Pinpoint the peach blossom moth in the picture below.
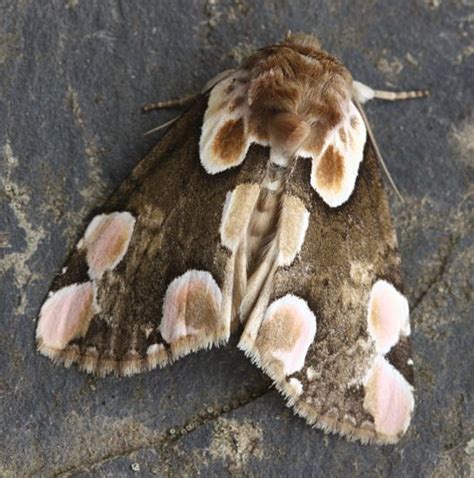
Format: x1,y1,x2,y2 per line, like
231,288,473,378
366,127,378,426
36,33,428,444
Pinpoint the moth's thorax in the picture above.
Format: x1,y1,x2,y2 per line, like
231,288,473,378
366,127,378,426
200,33,365,208
241,35,353,152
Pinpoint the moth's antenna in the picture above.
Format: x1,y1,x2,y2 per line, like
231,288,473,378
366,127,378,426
143,115,180,136
354,99,404,202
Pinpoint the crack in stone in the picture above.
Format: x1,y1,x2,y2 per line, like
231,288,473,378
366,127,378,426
411,234,462,312
65,85,107,206
51,385,271,477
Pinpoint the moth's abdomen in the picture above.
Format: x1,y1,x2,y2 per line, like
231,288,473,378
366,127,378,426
221,153,311,327
246,187,280,271
238,168,284,323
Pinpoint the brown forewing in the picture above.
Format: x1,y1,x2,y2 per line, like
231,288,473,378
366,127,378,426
42,96,267,376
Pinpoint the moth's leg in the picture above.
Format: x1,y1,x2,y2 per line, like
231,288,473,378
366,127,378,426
142,90,200,135
142,95,195,135
353,81,429,105
142,68,236,112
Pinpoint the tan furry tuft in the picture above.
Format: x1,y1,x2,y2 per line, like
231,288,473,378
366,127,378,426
269,112,310,154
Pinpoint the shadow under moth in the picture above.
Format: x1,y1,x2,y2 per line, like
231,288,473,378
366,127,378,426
36,33,429,444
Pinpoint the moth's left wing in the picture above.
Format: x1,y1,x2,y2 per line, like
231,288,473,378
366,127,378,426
36,96,267,376
239,137,414,445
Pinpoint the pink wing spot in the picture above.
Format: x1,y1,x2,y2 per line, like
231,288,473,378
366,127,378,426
364,356,414,440
36,282,95,350
367,280,410,354
260,295,316,376
160,270,222,344
83,212,136,279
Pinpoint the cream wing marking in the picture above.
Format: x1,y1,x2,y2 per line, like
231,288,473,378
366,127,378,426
363,356,414,442
300,101,367,208
82,211,136,280
200,73,252,174
160,270,223,349
367,280,410,354
37,282,96,353
278,196,310,267
239,294,316,381
220,184,261,252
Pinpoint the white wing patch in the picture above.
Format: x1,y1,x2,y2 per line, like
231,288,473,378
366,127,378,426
363,356,414,442
300,101,367,208
367,280,410,354
82,212,136,280
200,73,251,174
363,280,414,442
36,282,97,353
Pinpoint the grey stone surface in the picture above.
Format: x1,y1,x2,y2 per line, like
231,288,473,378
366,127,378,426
0,0,473,476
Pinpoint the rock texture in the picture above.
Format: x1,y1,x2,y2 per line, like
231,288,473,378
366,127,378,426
0,1,472,476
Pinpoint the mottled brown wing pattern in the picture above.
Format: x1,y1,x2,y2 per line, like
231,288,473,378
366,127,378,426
36,97,267,376
239,140,414,444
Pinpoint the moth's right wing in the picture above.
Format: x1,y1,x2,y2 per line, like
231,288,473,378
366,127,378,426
36,95,267,376
239,138,415,445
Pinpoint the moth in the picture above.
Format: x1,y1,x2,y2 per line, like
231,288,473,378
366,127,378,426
36,33,428,444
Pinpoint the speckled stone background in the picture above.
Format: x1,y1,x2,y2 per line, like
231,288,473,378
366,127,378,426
0,1,473,476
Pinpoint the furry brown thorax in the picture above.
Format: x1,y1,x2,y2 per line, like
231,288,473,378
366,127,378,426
242,33,353,157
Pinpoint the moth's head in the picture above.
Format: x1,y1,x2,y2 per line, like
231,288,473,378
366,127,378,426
284,32,322,51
